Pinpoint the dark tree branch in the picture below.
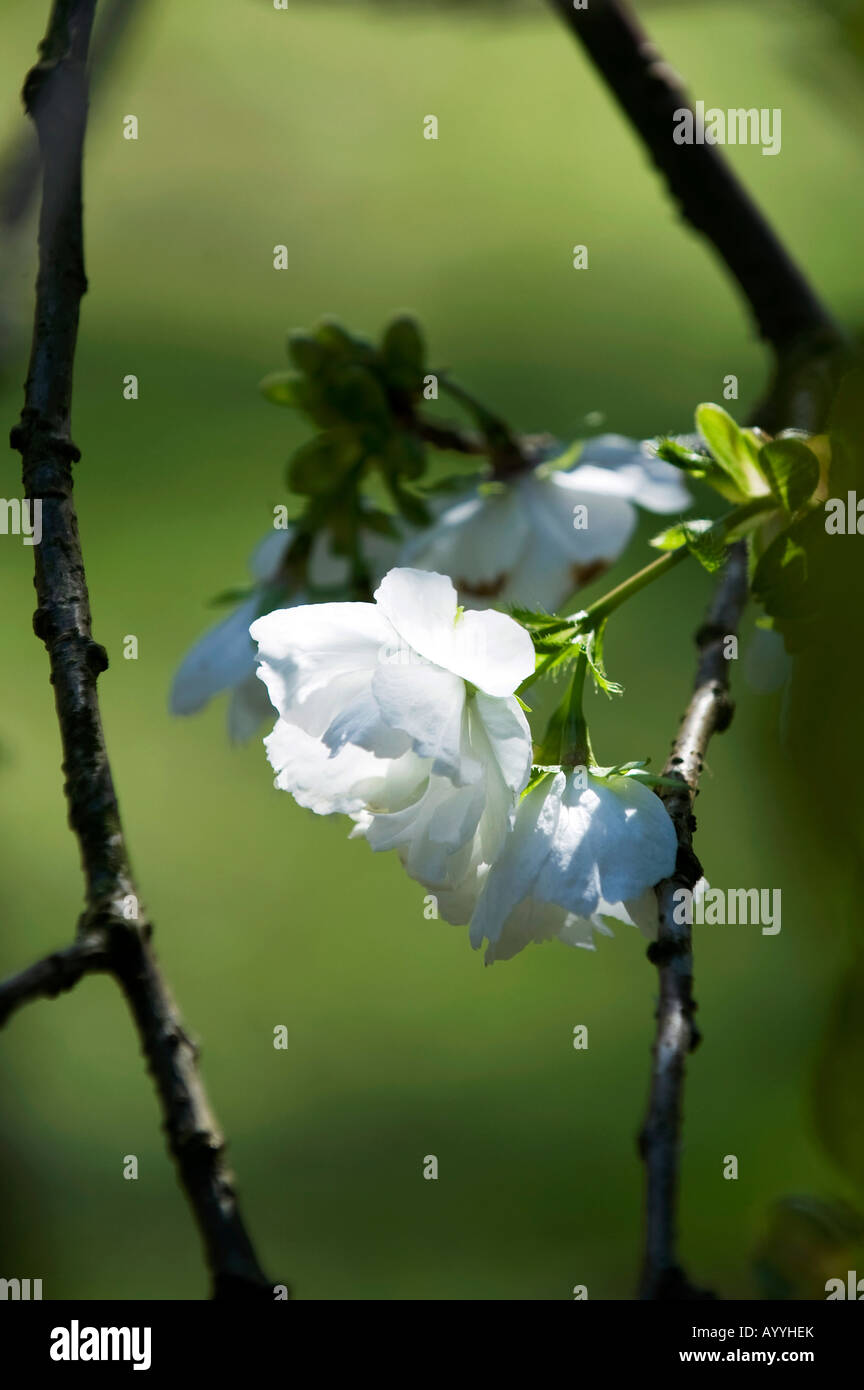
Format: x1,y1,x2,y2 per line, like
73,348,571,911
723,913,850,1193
5,0,273,1300
0,0,144,232
416,418,487,457
638,543,748,1301
0,935,109,1026
546,0,849,427
543,0,850,1299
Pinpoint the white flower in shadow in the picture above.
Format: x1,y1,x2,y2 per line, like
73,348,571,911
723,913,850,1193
401,435,691,609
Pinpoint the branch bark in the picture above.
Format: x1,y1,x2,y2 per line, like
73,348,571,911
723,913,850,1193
5,0,273,1300
0,936,109,1025
546,0,848,429
638,543,748,1300
544,0,849,1299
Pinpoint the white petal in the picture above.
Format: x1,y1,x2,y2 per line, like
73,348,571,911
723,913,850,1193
464,706,522,867
252,601,394,716
264,720,381,814
264,718,424,817
560,911,609,949
513,472,637,590
565,435,691,513
400,491,528,598
249,529,293,584
371,663,467,780
320,669,413,759
450,609,536,696
171,596,262,715
537,774,677,916
600,460,691,514
433,860,490,926
363,772,485,888
227,672,275,742
496,543,580,611
594,888,659,939
551,464,637,502
484,897,571,963
574,434,647,468
374,567,534,695
543,472,637,563
472,692,533,795
468,772,565,952
373,568,461,668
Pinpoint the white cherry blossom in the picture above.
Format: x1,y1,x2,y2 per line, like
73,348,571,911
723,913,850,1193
465,767,679,963
251,568,535,893
401,435,691,609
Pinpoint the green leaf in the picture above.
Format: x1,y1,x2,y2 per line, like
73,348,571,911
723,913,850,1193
381,316,425,391
685,522,729,573
330,364,392,435
259,371,308,408
696,403,763,499
751,526,809,618
287,333,327,376
381,432,426,483
759,437,820,514
509,607,574,634
650,517,728,572
653,437,709,472
315,320,375,364
650,518,714,550
288,435,356,496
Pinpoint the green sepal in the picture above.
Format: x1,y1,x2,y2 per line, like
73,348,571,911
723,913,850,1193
582,623,623,697
535,662,592,768
521,766,555,799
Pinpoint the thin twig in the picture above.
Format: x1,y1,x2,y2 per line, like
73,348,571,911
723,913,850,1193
0,935,109,1026
5,0,273,1300
416,418,486,456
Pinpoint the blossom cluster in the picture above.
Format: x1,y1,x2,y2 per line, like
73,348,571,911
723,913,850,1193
172,435,687,736
252,566,677,962
170,437,687,960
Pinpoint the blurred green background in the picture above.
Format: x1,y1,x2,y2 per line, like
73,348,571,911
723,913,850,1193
2,0,864,1300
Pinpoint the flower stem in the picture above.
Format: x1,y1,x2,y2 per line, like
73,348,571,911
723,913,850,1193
569,495,774,630
535,652,593,767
